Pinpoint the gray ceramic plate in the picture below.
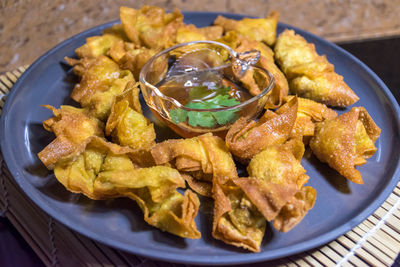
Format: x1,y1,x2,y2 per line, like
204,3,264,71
1,12,400,265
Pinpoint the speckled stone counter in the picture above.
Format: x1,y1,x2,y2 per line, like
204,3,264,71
1,0,400,72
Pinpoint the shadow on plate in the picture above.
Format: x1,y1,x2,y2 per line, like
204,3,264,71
61,66,80,107
35,178,153,232
24,122,54,178
152,228,188,249
307,152,351,194
28,123,54,154
261,223,274,247
36,177,75,203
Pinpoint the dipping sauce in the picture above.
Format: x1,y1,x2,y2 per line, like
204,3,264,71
140,42,271,138
154,67,253,137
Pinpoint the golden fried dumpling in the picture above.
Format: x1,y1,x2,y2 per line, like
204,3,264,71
275,30,333,77
53,136,201,239
152,134,266,251
283,96,337,139
72,24,129,59
310,107,381,184
107,40,158,80
152,134,216,197
117,46,158,80
151,136,212,175
273,186,316,232
120,5,183,49
96,162,201,239
290,73,359,107
247,139,307,190
235,36,289,108
275,30,359,107
102,24,130,40
106,87,155,166
201,135,265,252
54,136,134,199
226,96,298,162
235,139,316,232
212,183,266,252
214,11,279,46
151,135,214,197
216,32,288,109
176,24,223,43
75,34,120,59
215,31,241,49
70,55,135,120
38,105,104,169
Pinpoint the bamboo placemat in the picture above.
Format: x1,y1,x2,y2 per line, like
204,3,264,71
1,67,400,267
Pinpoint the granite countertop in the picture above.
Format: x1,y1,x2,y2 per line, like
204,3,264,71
1,0,400,72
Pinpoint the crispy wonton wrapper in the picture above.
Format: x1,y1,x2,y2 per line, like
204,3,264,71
151,136,213,197
218,32,288,109
69,55,135,121
74,24,129,59
53,136,201,239
152,137,211,173
120,6,183,49
109,42,158,80
237,37,288,109
226,96,298,162
152,135,217,196
235,139,316,232
105,86,155,167
310,107,381,184
176,24,223,43
273,186,316,232
201,136,266,252
214,11,279,46
275,30,359,107
38,105,104,170
283,96,337,139
152,134,266,251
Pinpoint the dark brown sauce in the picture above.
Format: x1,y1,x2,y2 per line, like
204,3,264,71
151,51,255,138
157,70,252,106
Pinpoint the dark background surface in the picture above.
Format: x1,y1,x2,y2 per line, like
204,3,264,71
0,37,399,266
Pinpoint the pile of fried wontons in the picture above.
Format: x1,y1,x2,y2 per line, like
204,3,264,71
38,5,381,252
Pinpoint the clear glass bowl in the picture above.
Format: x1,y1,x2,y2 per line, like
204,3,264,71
139,40,275,138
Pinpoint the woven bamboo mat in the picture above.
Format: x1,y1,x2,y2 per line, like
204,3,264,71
1,67,400,267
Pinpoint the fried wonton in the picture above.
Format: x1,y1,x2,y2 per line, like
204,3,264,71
234,35,289,108
151,135,214,197
310,107,381,184
152,134,266,251
116,46,158,80
106,87,156,166
214,12,279,46
226,96,298,162
38,105,104,169
283,96,337,139
273,186,316,232
69,55,135,120
274,30,359,107
201,135,266,252
102,24,130,40
75,34,127,59
235,139,316,232
107,40,158,80
176,24,223,43
53,136,201,239
151,137,212,176
120,5,183,49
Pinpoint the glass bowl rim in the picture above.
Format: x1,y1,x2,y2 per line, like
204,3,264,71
139,40,275,112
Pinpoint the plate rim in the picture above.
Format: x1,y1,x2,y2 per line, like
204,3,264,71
1,11,400,265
